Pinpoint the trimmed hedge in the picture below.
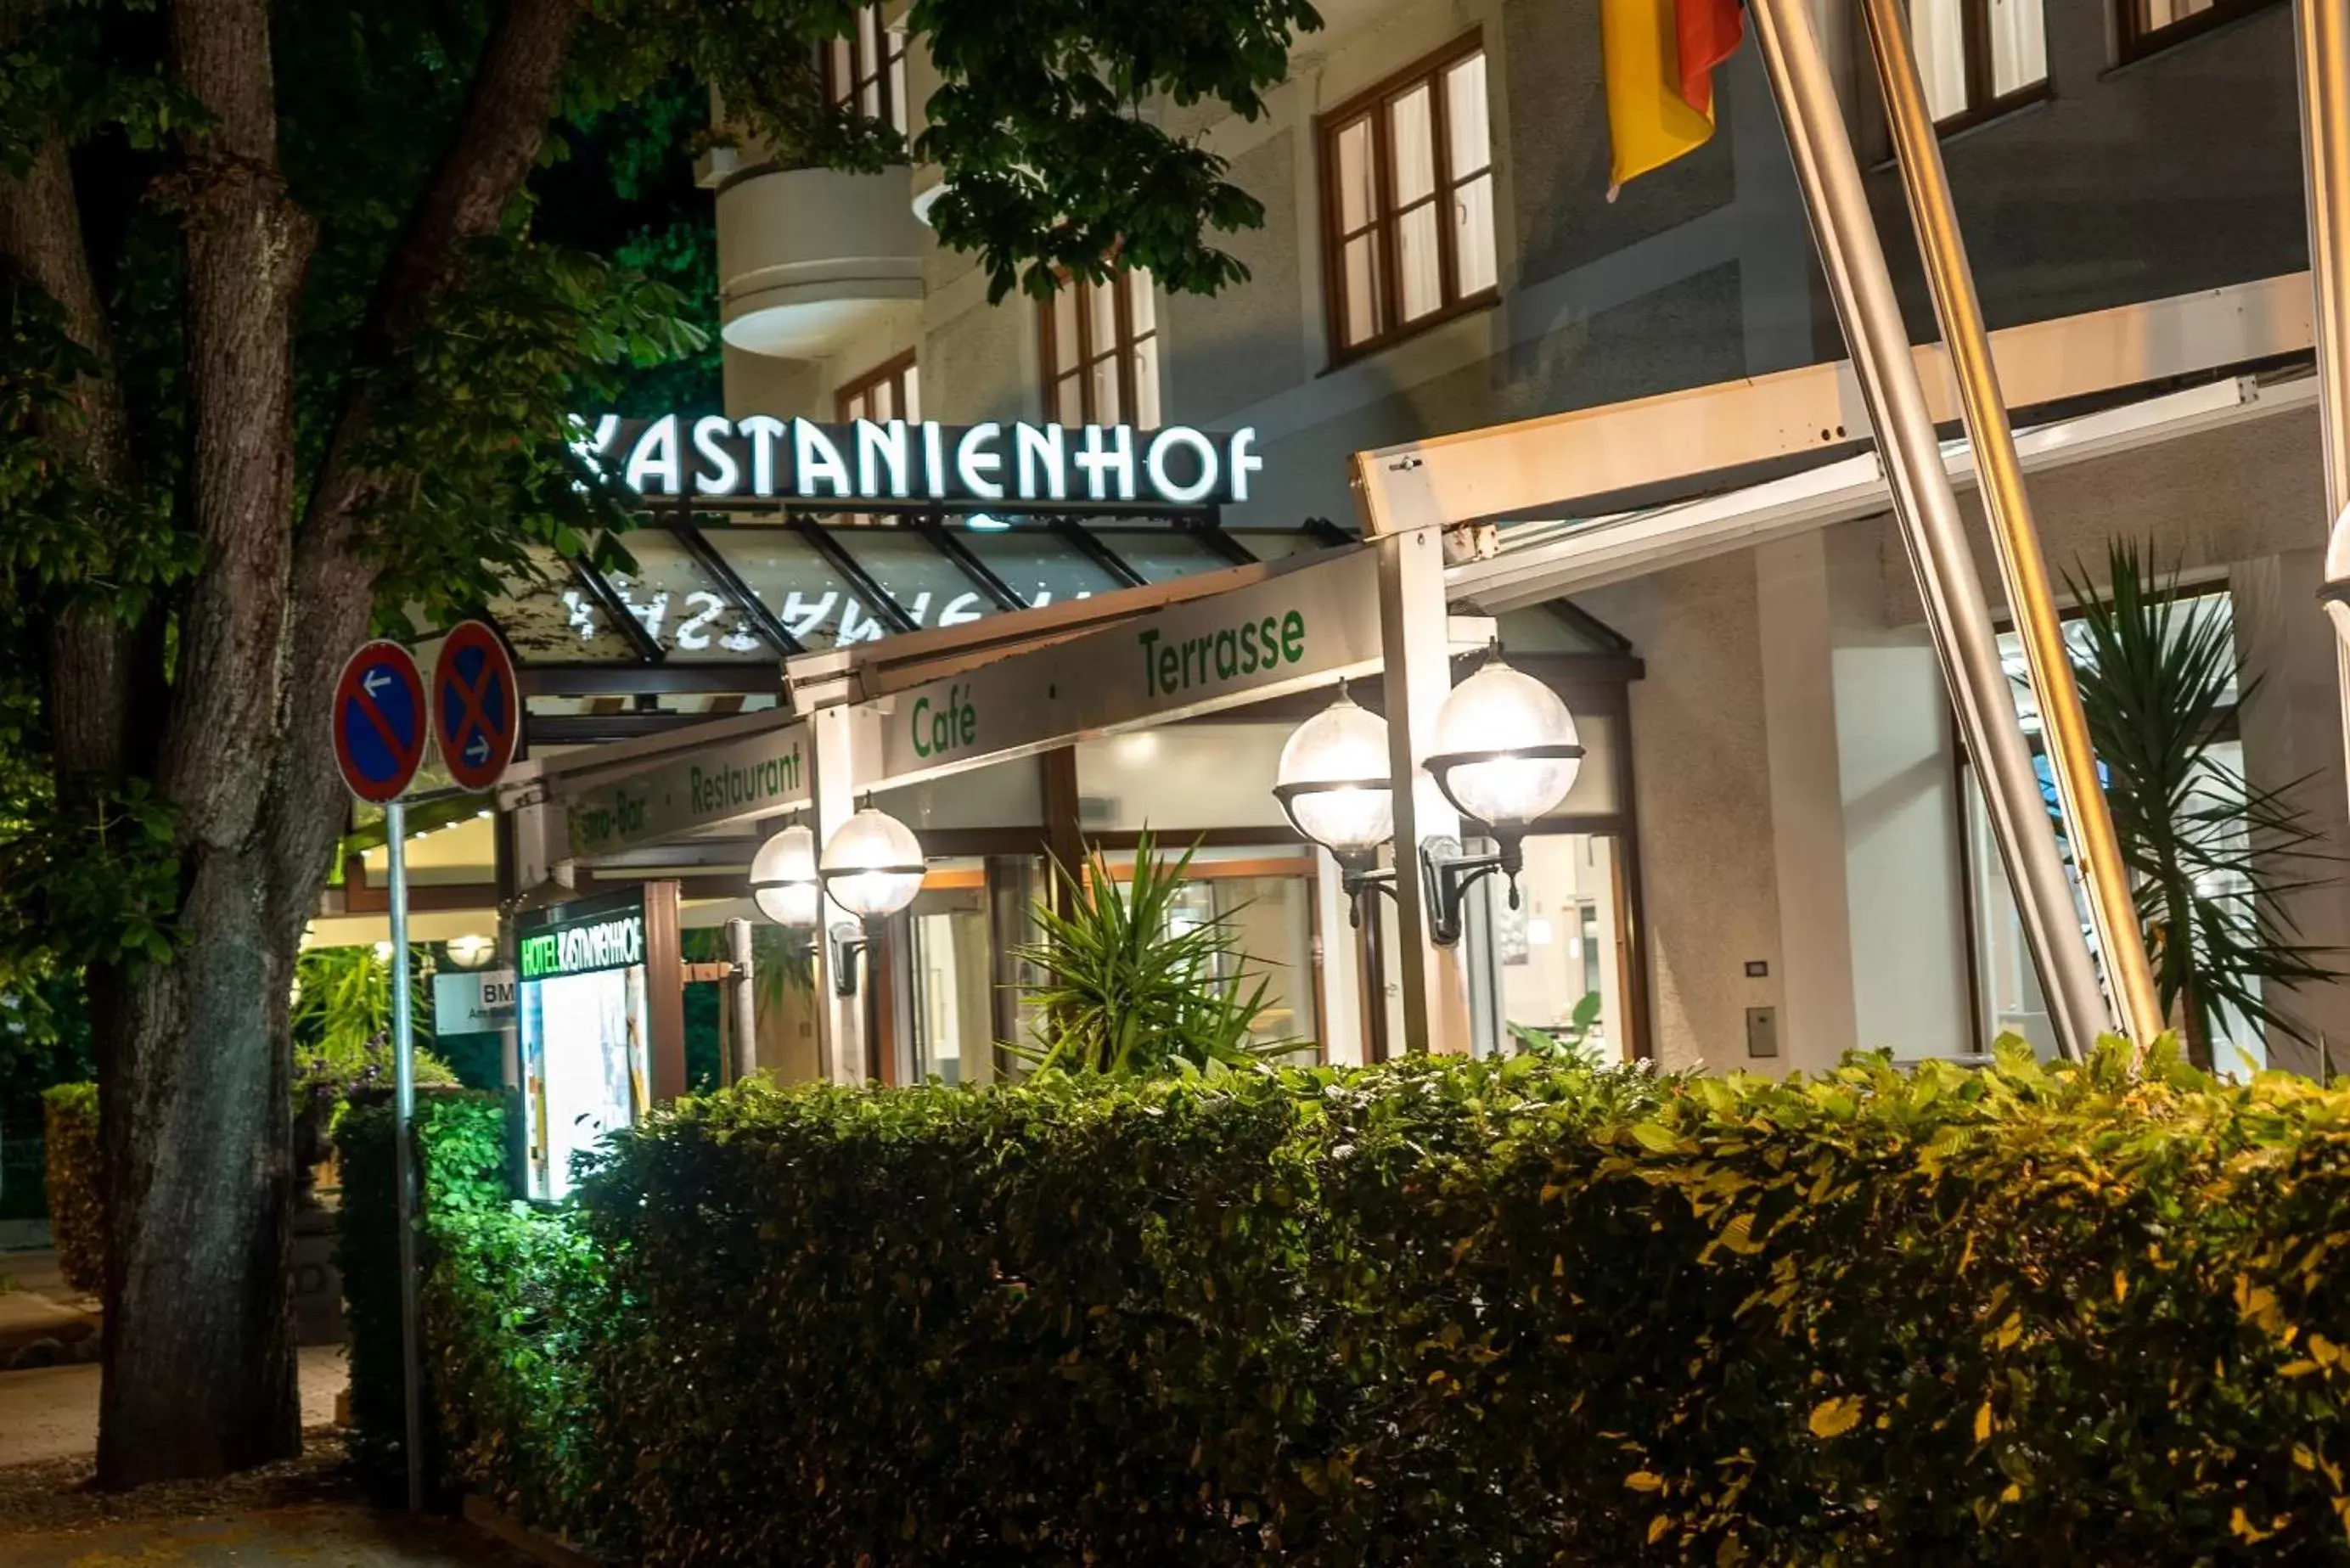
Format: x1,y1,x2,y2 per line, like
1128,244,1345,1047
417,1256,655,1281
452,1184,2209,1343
39,1082,100,1294
335,1088,509,1498
415,1045,2350,1564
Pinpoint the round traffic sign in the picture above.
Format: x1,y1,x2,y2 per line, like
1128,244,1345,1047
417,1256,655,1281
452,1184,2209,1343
333,640,430,804
432,620,520,793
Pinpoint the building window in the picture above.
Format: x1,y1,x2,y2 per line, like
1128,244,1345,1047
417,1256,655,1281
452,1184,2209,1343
1041,267,1161,428
1908,0,2048,131
2117,0,2278,61
837,351,919,424
1960,586,2256,1063
825,4,909,138
1318,35,1498,362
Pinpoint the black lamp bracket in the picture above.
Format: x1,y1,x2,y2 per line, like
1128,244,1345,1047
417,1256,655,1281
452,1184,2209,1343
1419,833,1526,947
1335,852,1400,929
827,919,870,998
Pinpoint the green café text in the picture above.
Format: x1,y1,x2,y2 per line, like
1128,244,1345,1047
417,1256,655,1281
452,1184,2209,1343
910,685,978,759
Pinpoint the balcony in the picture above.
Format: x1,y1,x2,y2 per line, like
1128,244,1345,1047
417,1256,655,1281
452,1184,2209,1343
715,162,925,361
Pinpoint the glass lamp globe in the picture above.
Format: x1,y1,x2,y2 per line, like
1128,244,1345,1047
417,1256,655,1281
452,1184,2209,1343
748,823,821,929
819,806,927,920
1429,657,1583,828
1274,690,1394,857
444,933,497,969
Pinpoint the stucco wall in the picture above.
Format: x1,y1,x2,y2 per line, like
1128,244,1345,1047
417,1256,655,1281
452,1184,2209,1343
1166,130,1312,426
922,286,1037,429
1825,516,1975,1060
1500,0,1737,285
1881,410,2328,627
1235,262,1750,527
1861,1,2307,333
1585,554,1783,1072
2231,548,2350,1077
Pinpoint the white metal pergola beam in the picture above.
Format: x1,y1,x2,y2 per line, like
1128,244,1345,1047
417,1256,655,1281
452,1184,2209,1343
1445,372,2313,612
1353,273,2314,537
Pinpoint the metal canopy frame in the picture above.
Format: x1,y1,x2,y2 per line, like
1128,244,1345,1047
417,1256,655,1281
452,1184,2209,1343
1352,272,2315,539
500,497,1317,690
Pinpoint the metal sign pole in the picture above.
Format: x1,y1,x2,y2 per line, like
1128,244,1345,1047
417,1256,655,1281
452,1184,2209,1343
2295,0,2350,834
1745,0,2108,1059
386,799,425,1511
1857,0,2159,1048
725,916,757,1082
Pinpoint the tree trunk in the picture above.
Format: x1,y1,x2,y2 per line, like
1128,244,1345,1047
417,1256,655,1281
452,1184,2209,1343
2159,874,2215,1072
11,0,582,1487
96,848,301,1484
88,0,316,1489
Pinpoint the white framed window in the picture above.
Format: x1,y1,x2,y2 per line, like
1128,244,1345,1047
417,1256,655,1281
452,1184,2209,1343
1318,34,1498,362
1041,267,1161,429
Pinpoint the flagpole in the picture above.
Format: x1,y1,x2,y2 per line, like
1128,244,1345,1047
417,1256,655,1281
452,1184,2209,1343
2294,0,2350,857
1855,0,2159,1048
1742,0,2109,1059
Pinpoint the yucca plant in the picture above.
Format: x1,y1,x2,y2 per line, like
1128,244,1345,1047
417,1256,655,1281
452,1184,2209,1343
2066,541,2341,1071
1013,832,1299,1076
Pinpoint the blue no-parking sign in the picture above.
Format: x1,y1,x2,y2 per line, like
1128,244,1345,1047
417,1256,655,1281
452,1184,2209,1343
332,639,429,804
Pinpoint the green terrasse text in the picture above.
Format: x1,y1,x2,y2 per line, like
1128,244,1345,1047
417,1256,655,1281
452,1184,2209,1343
1140,610,1306,698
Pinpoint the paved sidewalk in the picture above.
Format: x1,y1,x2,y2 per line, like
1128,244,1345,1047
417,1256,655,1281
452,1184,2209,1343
2,1501,535,1566
0,1344,349,1467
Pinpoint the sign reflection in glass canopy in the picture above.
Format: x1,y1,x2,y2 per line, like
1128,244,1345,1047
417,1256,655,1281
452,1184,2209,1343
475,418,1355,747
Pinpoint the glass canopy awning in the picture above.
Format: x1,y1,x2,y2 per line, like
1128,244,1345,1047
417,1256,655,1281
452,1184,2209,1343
480,507,1358,745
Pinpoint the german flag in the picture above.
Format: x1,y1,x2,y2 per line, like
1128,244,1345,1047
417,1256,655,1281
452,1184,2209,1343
1604,0,1745,197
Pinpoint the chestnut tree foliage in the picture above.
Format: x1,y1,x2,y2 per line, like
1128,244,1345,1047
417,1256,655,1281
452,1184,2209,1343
0,0,1316,1486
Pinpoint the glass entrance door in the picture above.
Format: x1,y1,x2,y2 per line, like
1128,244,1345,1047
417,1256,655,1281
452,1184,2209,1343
1493,831,1633,1061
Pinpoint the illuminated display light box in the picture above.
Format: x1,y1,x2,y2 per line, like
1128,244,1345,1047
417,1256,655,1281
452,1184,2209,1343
515,887,656,1200
575,413,1262,509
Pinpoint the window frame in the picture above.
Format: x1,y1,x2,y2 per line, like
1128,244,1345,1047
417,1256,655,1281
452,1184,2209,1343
824,4,909,138
1038,267,1161,428
1909,0,2051,135
1315,31,1499,368
2116,0,2280,65
836,351,919,425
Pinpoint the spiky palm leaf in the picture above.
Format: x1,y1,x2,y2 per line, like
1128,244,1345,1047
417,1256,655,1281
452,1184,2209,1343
1012,830,1298,1076
2066,542,2341,1071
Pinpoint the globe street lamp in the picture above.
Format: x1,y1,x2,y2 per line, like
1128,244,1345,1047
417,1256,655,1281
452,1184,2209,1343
1418,650,1583,944
1272,684,1396,925
1272,653,1582,950
748,822,821,930
443,933,497,969
818,803,926,996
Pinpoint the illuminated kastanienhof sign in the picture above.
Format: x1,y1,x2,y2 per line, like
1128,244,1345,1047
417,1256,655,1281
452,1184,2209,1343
516,891,649,981
574,414,1262,509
